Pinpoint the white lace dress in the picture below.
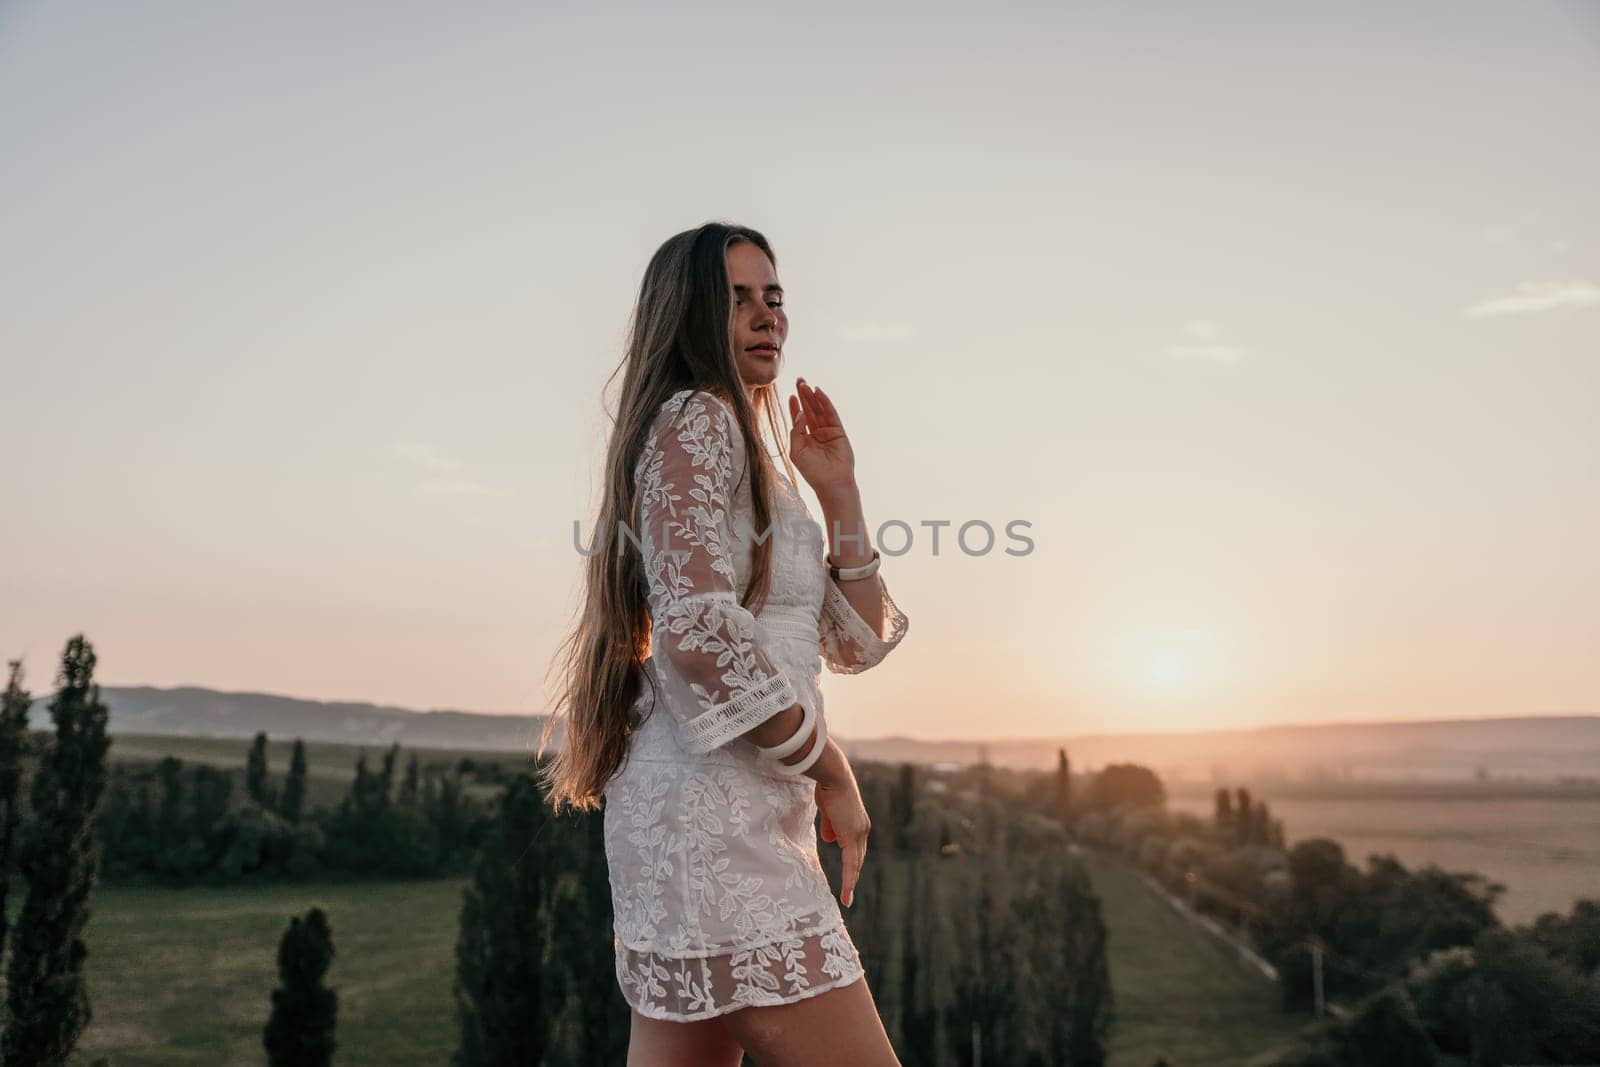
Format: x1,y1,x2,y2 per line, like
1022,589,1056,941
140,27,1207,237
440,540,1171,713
601,387,910,1022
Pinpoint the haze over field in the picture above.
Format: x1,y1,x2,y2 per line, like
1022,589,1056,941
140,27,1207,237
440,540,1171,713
63,685,1600,785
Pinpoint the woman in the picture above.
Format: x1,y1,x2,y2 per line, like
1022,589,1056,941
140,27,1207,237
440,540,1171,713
538,222,910,1066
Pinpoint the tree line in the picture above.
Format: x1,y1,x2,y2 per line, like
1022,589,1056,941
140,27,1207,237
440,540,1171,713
88,734,493,882
1065,756,1600,1065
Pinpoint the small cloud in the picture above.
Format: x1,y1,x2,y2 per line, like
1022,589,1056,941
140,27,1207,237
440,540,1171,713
1168,319,1245,364
1463,280,1600,318
413,479,515,498
1168,343,1245,365
393,443,509,498
393,442,461,472
839,322,914,342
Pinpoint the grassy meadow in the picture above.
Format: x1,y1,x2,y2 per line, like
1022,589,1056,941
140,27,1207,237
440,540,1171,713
1079,848,1309,1067
43,878,471,1066
56,854,1320,1065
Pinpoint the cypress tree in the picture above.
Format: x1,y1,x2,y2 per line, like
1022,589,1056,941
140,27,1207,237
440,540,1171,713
190,765,233,858
964,744,1014,1059
399,752,420,808
279,739,308,825
890,762,917,850
378,742,400,814
571,804,630,1061
1006,846,1072,1063
0,660,33,964
154,756,185,864
539,810,628,1067
263,906,338,1066
2,634,112,1066
1214,786,1234,837
1250,800,1272,845
848,775,896,1003
346,754,377,820
453,774,551,1065
433,770,465,865
1063,857,1114,1066
898,805,959,1066
1055,747,1073,823
899,840,925,1060
246,731,275,808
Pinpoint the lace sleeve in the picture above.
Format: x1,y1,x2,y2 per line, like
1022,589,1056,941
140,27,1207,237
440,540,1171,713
636,390,800,753
819,569,910,675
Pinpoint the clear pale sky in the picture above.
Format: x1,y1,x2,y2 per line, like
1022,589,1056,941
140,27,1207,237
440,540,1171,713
3,3,1597,741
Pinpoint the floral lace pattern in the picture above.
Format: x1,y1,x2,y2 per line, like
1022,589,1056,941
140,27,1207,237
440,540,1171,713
635,389,803,753
602,387,908,1022
615,928,864,1021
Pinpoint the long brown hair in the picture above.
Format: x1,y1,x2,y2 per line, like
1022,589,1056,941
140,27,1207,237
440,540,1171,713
535,222,796,813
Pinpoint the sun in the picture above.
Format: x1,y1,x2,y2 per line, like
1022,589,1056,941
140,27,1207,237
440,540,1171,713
1117,627,1222,698
1145,651,1191,690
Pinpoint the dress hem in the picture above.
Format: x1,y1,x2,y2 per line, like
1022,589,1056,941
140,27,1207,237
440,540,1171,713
615,912,847,960
621,964,866,1024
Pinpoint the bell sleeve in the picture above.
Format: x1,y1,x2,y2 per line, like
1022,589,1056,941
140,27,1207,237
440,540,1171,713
819,566,910,675
636,390,802,754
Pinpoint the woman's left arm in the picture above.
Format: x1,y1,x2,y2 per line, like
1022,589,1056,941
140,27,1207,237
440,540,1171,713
790,378,909,674
817,481,909,675
820,482,884,635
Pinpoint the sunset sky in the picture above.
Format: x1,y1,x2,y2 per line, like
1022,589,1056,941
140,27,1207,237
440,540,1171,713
3,3,1597,741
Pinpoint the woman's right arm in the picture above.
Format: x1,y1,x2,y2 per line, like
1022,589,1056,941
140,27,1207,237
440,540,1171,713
742,704,837,781
637,390,818,758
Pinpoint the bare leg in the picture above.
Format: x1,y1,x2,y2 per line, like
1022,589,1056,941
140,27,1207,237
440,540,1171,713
719,974,900,1067
626,1006,747,1067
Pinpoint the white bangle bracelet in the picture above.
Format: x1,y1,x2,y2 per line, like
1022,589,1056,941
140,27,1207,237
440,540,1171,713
770,712,827,777
754,701,816,761
828,548,881,582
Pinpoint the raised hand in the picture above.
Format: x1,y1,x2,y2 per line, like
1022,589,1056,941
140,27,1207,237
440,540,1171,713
787,378,857,497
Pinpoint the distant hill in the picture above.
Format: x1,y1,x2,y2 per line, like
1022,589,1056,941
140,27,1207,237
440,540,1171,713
31,685,1600,785
29,685,551,753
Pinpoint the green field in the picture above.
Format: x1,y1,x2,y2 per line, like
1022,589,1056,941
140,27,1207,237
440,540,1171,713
57,878,470,1066
1081,847,1310,1067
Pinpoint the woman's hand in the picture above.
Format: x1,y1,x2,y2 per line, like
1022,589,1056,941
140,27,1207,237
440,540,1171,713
812,739,870,908
788,378,857,498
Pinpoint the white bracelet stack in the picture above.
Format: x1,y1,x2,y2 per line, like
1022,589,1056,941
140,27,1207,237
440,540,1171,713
754,701,828,776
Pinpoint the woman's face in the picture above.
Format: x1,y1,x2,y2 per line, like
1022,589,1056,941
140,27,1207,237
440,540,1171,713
726,241,787,391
